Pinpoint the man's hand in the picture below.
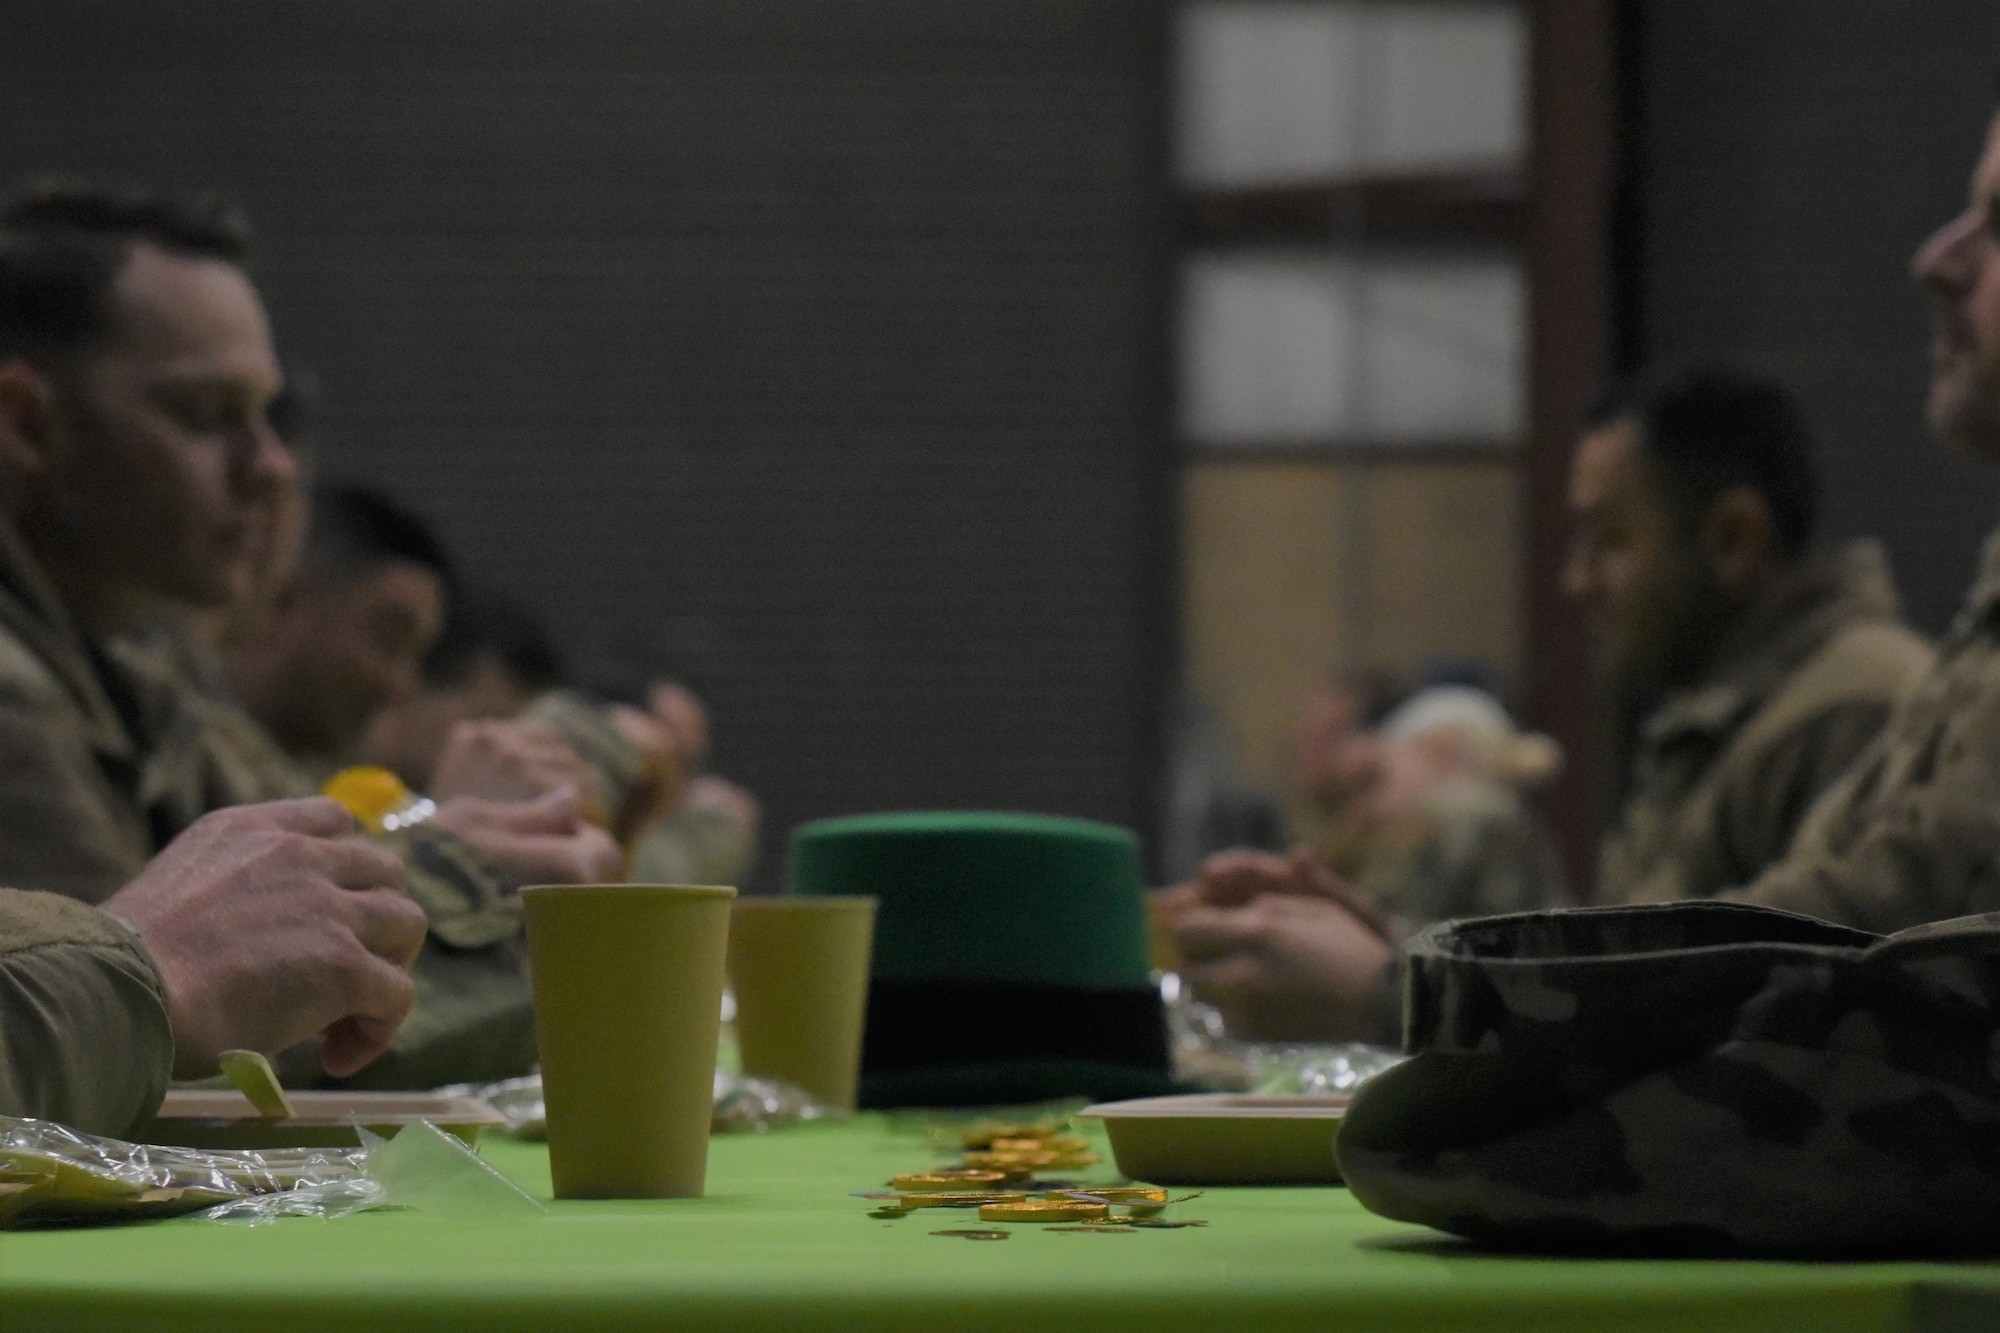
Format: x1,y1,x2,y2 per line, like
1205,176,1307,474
646,681,710,774
1169,892,1394,1043
1156,847,1394,939
431,719,597,806
603,705,692,842
1290,684,1385,819
430,787,622,886
102,799,427,1081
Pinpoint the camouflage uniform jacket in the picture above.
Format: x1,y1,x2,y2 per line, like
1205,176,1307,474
1599,540,1933,906
0,888,171,1139
0,527,534,1092
1737,526,2000,932
1339,902,2000,1256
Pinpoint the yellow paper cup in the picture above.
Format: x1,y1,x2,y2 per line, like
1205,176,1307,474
727,896,876,1110
523,883,735,1198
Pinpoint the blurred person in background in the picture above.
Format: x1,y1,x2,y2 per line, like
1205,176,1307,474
1161,367,1933,1042
1282,668,1405,879
1575,369,1932,905
1271,663,1564,926
1155,680,1565,1042
364,584,761,888
1156,681,1284,886
610,676,761,889
1323,684,1564,927
221,483,450,777
361,581,565,793
0,179,616,1090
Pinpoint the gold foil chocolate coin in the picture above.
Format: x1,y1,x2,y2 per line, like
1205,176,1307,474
978,1201,1110,1223
892,1171,1007,1192
1045,1225,1132,1233
1044,1187,1167,1205
898,1191,1028,1209
964,1149,1057,1164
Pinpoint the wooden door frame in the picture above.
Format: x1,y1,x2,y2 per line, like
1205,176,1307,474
1524,0,1616,894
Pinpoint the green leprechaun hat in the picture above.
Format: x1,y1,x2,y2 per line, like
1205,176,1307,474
786,811,1175,1108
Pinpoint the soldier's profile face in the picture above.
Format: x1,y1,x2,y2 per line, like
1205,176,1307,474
37,242,292,610
263,561,447,756
1914,112,2000,459
1562,417,1694,691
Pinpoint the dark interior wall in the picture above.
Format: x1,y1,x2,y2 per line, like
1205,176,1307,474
0,2,1173,884
1632,1,2000,634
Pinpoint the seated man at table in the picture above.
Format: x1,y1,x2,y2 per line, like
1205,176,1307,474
0,180,617,1087
0,797,426,1137
1167,367,1935,1040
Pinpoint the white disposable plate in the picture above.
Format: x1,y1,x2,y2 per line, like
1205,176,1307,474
1081,1093,1348,1186
147,1090,505,1150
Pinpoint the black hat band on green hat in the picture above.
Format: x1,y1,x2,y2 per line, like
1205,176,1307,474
857,979,1171,1108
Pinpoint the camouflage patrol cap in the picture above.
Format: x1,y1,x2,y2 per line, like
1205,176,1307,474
1335,902,2000,1256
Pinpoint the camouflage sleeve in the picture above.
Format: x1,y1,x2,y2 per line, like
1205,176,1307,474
0,684,152,905
1710,700,1893,892
277,826,536,1090
0,889,173,1137
1732,682,2000,933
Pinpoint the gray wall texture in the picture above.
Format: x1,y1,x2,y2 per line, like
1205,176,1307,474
0,2,1174,885
1634,1,2000,635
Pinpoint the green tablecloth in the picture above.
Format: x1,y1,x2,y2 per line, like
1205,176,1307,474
4,1116,2000,1332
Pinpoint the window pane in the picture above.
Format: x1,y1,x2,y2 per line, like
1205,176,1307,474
1181,252,1523,444
1360,257,1523,439
1182,253,1357,441
1177,1,1526,187
1370,5,1526,170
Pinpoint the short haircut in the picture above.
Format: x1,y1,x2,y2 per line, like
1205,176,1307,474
1586,366,1821,558
0,178,253,363
301,484,455,591
421,583,566,693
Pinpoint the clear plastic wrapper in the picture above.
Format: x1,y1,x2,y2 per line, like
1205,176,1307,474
1160,970,1406,1094
1249,1043,1408,1095
440,1074,549,1140
199,1121,544,1227
1161,970,1255,1089
711,1069,829,1134
438,1067,828,1140
198,1176,387,1225
0,1111,548,1229
0,1115,368,1228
